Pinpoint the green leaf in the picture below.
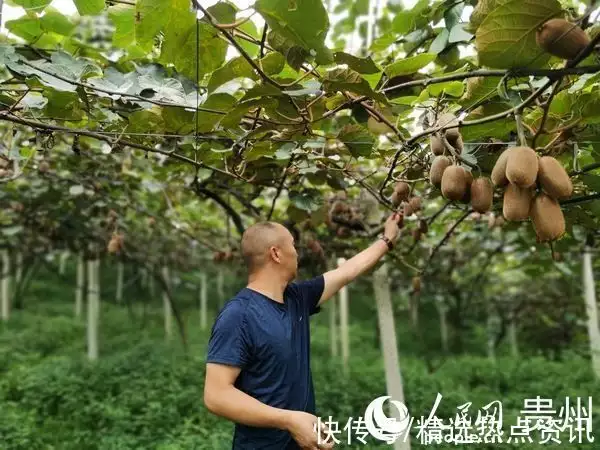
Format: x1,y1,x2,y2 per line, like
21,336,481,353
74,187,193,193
261,52,285,75
43,90,85,120
581,175,600,192
338,124,374,158
461,103,516,141
197,93,237,133
162,107,195,134
322,68,386,102
459,76,505,109
108,5,152,52
5,18,43,42
448,24,473,43
220,98,277,129
475,0,563,69
207,57,257,93
289,189,321,212
135,0,170,47
384,53,436,78
40,8,76,36
429,29,449,54
333,52,380,74
428,81,465,97
255,0,333,65
370,33,396,53
9,0,50,12
74,0,105,15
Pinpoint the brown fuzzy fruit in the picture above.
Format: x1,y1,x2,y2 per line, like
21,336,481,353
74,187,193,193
391,191,403,207
430,134,445,155
451,134,464,154
412,228,421,242
441,165,467,201
503,184,534,221
38,161,50,173
530,193,566,242
430,155,451,187
409,196,422,212
437,112,460,142
394,181,410,201
537,156,573,200
491,148,512,187
536,18,591,60
505,146,539,188
487,213,496,229
470,177,493,213
403,201,414,217
107,234,122,253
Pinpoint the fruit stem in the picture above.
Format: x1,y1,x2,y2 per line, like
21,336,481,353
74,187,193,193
514,112,528,147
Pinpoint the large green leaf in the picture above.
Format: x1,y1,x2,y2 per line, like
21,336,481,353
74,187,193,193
207,57,257,93
197,93,237,133
475,0,563,69
459,76,504,109
5,18,43,42
384,53,436,78
9,0,51,12
322,68,386,102
40,8,76,36
108,5,152,53
333,52,380,74
74,0,105,15
255,0,333,65
337,124,374,158
469,0,512,31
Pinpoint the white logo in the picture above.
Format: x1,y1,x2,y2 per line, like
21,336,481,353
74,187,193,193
364,395,411,443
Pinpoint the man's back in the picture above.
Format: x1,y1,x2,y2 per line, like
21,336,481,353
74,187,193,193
206,276,324,449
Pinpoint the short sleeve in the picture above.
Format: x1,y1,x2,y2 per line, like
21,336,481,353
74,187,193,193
294,275,325,316
206,300,253,368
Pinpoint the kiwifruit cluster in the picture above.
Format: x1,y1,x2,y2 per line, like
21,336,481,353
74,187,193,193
325,192,364,237
536,18,591,60
492,146,573,242
107,232,124,254
213,250,234,262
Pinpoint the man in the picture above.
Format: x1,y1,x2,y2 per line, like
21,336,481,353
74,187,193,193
204,212,402,449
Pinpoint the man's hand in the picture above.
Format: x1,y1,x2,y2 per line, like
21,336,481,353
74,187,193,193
383,212,403,244
284,411,335,450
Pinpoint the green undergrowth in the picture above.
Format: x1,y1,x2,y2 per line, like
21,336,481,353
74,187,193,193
0,267,598,449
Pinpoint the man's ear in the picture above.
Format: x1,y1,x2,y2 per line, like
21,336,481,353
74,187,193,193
270,246,281,263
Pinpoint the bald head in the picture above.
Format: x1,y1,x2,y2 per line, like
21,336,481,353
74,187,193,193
241,221,292,273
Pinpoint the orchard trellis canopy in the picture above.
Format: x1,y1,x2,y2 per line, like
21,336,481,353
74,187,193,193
0,0,599,274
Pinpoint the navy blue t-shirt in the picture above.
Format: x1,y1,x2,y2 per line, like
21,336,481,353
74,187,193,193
206,275,325,449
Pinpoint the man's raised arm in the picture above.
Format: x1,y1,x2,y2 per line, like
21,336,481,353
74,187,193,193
318,212,402,306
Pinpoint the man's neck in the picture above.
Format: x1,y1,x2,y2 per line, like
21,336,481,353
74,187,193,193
246,272,289,303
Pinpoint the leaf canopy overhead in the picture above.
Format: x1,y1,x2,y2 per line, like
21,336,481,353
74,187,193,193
0,0,598,274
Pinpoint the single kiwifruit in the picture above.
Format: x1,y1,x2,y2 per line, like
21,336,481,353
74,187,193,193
430,155,451,187
441,165,467,201
503,183,534,221
391,191,403,207
108,235,121,253
453,134,464,154
403,201,414,217
537,156,573,200
491,148,512,187
471,212,481,221
394,181,410,200
38,161,50,173
437,112,460,142
431,134,445,155
470,177,493,213
505,146,539,188
412,228,421,242
530,193,565,242
536,18,591,60
409,196,422,212
461,168,474,203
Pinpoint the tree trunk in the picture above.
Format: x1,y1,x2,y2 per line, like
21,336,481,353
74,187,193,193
337,257,350,372
508,311,519,358
373,262,411,450
87,259,99,361
217,270,224,309
583,247,600,379
59,251,69,275
437,303,449,353
200,272,207,330
116,262,124,303
409,293,419,329
1,249,10,321
75,252,84,318
162,266,172,339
